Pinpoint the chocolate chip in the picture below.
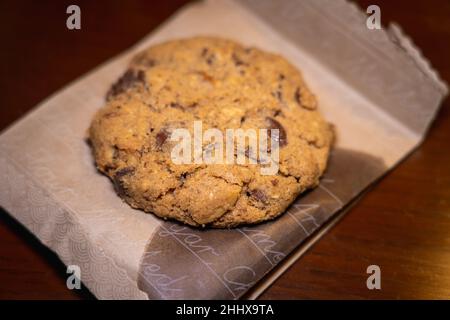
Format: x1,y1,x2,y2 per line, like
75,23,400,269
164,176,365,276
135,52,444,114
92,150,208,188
273,109,282,117
113,180,127,197
266,117,287,147
115,167,134,179
294,87,316,110
169,102,184,110
279,73,285,80
113,167,135,196
171,101,197,110
271,179,279,186
155,128,170,149
248,189,268,203
244,147,267,165
180,172,188,183
294,87,301,105
106,69,146,100
201,48,214,65
232,53,246,67
274,89,283,102
103,164,115,173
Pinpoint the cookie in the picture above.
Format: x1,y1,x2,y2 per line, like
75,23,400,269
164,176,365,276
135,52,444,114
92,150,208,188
88,36,333,228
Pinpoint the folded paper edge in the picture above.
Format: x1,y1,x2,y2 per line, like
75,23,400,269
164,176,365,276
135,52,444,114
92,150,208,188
341,0,448,96
388,23,448,96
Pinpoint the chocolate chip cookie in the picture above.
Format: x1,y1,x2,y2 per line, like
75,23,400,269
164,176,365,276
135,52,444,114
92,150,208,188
88,36,333,228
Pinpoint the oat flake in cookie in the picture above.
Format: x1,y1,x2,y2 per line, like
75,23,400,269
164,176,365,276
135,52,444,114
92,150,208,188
88,37,334,228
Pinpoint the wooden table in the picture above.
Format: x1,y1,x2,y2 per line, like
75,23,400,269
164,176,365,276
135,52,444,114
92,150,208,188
0,0,449,299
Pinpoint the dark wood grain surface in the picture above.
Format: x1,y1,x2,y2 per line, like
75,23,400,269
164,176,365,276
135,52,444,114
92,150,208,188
0,0,449,300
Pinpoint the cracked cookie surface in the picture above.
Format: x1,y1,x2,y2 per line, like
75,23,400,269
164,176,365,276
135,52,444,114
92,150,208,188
88,36,334,228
